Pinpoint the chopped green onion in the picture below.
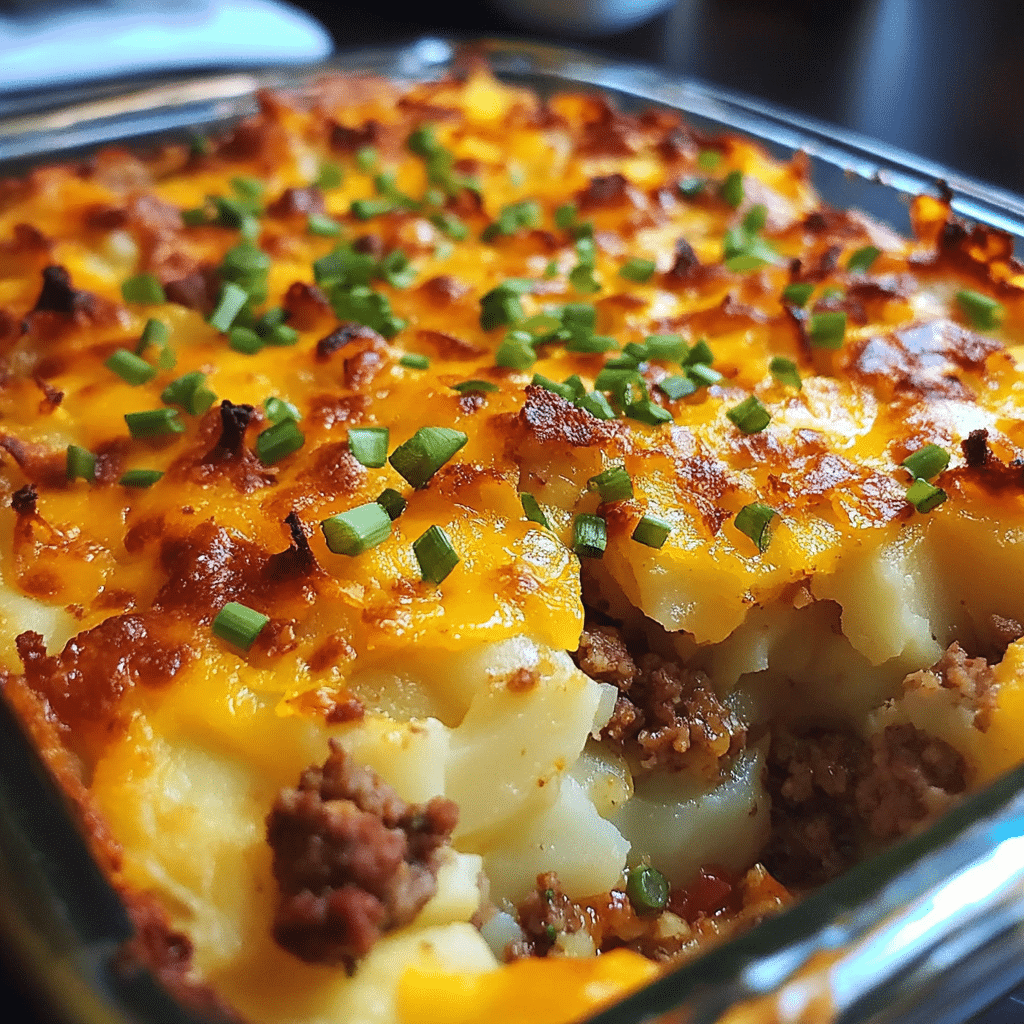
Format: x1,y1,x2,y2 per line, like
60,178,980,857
351,197,396,220
554,203,578,230
379,249,416,289
678,177,706,198
495,330,537,370
727,395,771,433
734,502,778,553
399,352,430,370
480,279,531,331
619,257,656,283
355,146,377,172
572,513,607,559
231,176,264,203
956,289,1004,330
631,514,671,549
687,364,724,388
625,865,669,914
321,502,392,556
644,334,688,363
254,308,288,335
212,601,269,651
742,204,768,233
307,213,342,237
66,445,96,483
577,391,616,420
720,169,744,208
376,487,407,520
588,465,634,502
105,348,157,386
316,161,343,189
519,492,550,529
413,525,460,584
256,418,305,465
782,282,814,307
565,333,617,354
697,150,721,170
264,396,301,424
121,273,165,305
264,324,299,347
906,478,948,513
389,426,468,489
125,407,185,439
208,282,250,333
331,285,406,339
569,265,601,295
430,212,468,241
684,340,714,366
807,311,847,349
118,468,164,488
902,443,950,481
769,356,802,390
625,398,673,426
543,259,559,279
657,374,697,400
348,426,389,468
452,379,499,394
483,199,541,241
229,326,263,354
161,371,216,415
136,318,169,355
847,245,881,273
531,374,576,402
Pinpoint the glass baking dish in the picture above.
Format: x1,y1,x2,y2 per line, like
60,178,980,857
2,34,1024,1024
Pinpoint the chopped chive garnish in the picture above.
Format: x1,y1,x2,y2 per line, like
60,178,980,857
625,865,669,914
619,256,656,283
316,161,343,189
734,502,778,553
254,307,288,334
399,352,430,370
677,176,706,198
906,478,948,513
264,396,301,424
519,492,550,528
208,282,250,333
782,282,814,306
572,513,607,559
376,488,407,520
847,245,881,273
955,289,1004,330
588,465,634,502
543,259,559,279
684,340,714,366
125,407,185,439
66,445,96,483
413,524,460,584
657,374,697,400
255,418,304,465
902,443,950,481
482,199,541,240
264,324,299,347
389,426,468,489
118,468,164,488
727,395,771,433
480,279,531,331
720,169,744,208
136,318,169,355
565,333,618,354
161,371,216,415
451,379,499,394
495,330,537,370
687,363,724,387
555,203,578,230
723,228,778,270
631,514,671,549
379,249,416,289
355,145,378,172
231,176,264,203
307,213,342,237
807,310,847,349
121,273,165,305
644,334,688,362
742,204,768,233
430,211,468,240
229,326,263,354
348,427,389,468
569,264,601,294
769,356,802,390
212,601,269,651
321,502,392,556
351,197,396,220
577,391,616,420
697,150,722,170
105,348,157,386
331,285,406,339
626,398,673,426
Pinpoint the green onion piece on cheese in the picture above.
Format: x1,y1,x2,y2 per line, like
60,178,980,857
727,396,771,433
519,492,550,528
657,375,698,400
572,513,607,559
742,204,768,233
955,289,1004,330
697,150,721,170
376,488,407,521
348,427,389,468
847,245,881,273
399,352,430,370
413,525,460,584
389,426,468,489
769,356,802,390
231,176,264,203
105,348,157,386
256,418,304,465
807,311,847,349
588,465,634,502
125,407,185,439
264,396,301,424
687,363,724,388
431,212,468,241
212,601,269,651
626,398,673,426
121,273,166,305
734,502,778,553
307,214,342,237
530,375,576,402
136,318,169,355
160,371,216,415
782,282,814,307
625,865,669,914
631,514,672,549
355,146,378,172
316,161,343,189
480,279,532,331
351,197,396,220
644,334,688,363
118,468,164,488
208,282,250,333
321,502,393,556
902,443,950,481
906,478,948,513
66,445,96,483
720,169,744,208
495,330,537,370
577,391,616,420
451,380,499,394
619,257,656,283
229,326,263,354
683,340,714,366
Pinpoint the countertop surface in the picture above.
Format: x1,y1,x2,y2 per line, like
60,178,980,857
2,1,1024,1021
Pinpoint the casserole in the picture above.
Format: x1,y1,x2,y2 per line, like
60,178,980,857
1,35,1024,1024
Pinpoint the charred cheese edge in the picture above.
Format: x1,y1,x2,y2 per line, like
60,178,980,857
1,68,1024,1024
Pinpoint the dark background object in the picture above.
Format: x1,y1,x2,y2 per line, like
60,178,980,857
3,1,1024,1021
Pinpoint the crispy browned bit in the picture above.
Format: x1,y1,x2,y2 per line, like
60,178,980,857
315,322,382,362
576,173,629,212
329,119,384,153
265,511,319,581
32,265,92,316
164,266,221,315
205,400,256,461
267,742,458,970
325,697,365,724
283,281,332,329
961,428,990,467
11,483,37,515
267,186,326,218
665,237,700,282
32,374,63,413
351,234,384,258
418,275,469,306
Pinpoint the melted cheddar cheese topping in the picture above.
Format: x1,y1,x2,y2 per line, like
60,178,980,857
2,68,1024,1024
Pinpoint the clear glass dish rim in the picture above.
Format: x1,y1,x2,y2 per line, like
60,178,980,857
0,34,1023,1024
